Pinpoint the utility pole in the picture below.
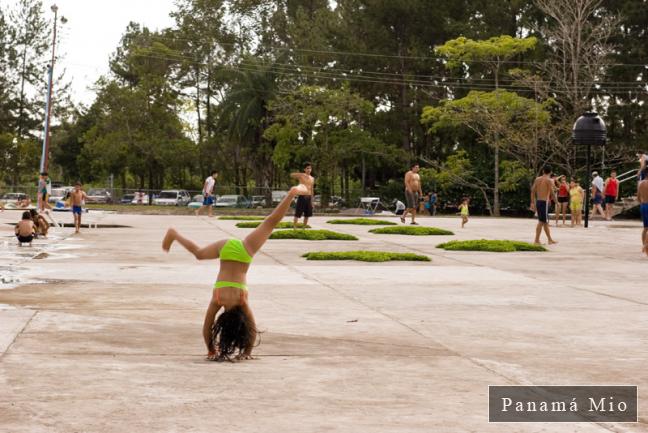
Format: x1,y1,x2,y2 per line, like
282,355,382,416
39,4,66,173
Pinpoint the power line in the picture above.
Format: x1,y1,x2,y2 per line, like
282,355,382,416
148,32,648,68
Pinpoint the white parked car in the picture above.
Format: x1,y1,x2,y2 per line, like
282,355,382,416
153,190,191,206
271,190,288,204
49,186,73,203
215,195,250,208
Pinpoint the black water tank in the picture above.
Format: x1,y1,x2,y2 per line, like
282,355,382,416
572,112,606,146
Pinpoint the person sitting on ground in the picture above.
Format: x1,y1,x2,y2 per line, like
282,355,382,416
15,211,35,246
162,182,310,362
393,199,405,216
29,209,49,238
17,196,31,208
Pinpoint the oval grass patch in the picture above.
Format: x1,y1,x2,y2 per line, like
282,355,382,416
302,251,430,262
369,226,454,236
236,221,310,229
269,229,357,241
218,216,265,221
436,239,547,252
327,218,397,226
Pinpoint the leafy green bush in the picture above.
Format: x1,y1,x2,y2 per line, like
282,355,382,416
302,251,430,262
369,226,454,236
436,239,547,252
236,221,310,229
270,229,358,241
218,216,265,221
327,218,397,226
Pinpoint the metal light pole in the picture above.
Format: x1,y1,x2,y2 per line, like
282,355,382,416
572,112,607,228
40,4,65,173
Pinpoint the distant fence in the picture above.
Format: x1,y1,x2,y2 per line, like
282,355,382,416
0,184,414,212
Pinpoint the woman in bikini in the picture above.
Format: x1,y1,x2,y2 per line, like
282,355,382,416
162,183,308,362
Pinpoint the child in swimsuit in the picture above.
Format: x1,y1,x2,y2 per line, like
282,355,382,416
162,183,309,361
569,180,584,226
459,197,469,228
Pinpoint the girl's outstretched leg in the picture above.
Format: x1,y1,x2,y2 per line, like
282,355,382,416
243,187,302,256
162,228,225,260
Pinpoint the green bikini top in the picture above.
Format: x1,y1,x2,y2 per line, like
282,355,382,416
220,238,253,264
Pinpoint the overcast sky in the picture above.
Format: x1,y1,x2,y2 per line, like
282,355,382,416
4,0,178,106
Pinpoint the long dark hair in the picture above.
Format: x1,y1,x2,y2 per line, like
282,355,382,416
211,306,257,362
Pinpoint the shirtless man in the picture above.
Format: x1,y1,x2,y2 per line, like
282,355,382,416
291,163,315,228
70,182,87,234
530,165,557,245
401,163,423,225
637,167,648,256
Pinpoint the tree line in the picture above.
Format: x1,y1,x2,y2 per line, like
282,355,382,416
1,0,646,214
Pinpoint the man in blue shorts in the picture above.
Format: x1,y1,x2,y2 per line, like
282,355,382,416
530,165,557,245
70,182,87,234
638,168,648,256
196,170,218,217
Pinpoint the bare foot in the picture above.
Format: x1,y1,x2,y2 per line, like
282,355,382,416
235,354,255,361
548,240,558,245
643,245,648,257
162,228,176,252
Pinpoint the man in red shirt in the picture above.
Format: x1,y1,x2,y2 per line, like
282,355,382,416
604,170,620,221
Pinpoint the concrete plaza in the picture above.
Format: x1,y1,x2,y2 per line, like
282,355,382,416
1,210,647,433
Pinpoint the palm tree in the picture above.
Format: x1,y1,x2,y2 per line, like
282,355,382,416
218,56,280,200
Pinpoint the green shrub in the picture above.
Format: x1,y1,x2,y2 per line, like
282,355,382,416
270,229,358,241
327,218,397,226
369,226,454,236
218,216,265,221
302,251,430,262
436,239,547,252
236,221,310,229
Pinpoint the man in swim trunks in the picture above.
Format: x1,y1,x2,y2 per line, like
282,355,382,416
70,182,87,234
530,165,557,245
291,163,314,228
591,171,605,219
402,163,423,225
196,170,218,217
637,168,648,256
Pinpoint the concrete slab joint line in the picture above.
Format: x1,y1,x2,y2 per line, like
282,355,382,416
0,310,37,359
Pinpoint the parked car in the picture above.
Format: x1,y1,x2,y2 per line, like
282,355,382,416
153,190,191,206
271,190,288,204
313,195,344,208
49,186,73,203
215,195,250,208
250,195,267,207
131,191,150,205
1,192,29,204
85,188,112,204
120,194,135,204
